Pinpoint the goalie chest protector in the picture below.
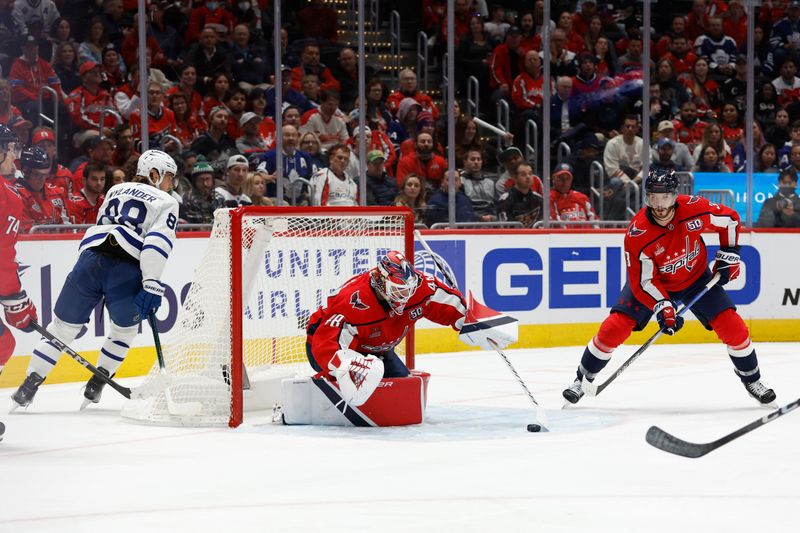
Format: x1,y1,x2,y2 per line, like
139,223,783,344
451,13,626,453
281,371,431,427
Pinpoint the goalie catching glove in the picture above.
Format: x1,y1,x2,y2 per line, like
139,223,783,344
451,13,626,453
712,247,740,287
328,349,384,406
458,291,518,350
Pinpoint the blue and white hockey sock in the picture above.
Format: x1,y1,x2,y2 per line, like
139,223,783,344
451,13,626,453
577,337,614,382
728,340,760,383
27,317,83,378
95,323,139,376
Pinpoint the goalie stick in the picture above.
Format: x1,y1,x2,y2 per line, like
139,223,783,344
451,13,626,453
29,320,132,399
148,313,203,417
646,396,800,458
582,273,720,398
414,230,549,432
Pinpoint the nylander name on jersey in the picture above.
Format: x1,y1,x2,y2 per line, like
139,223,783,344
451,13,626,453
79,181,179,285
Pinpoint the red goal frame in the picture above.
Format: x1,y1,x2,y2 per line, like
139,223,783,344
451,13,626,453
227,206,416,427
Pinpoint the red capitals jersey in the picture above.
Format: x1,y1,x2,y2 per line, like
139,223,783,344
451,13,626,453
511,71,544,111
48,164,75,196
67,191,104,224
130,106,179,145
15,182,71,232
65,86,115,130
624,195,739,310
550,189,597,225
307,270,466,374
0,180,25,296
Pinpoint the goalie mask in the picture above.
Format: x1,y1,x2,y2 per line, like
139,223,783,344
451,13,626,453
136,149,177,188
370,251,419,314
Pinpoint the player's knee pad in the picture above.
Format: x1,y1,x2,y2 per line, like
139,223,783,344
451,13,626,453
710,308,750,348
595,312,637,352
47,316,83,345
108,321,139,345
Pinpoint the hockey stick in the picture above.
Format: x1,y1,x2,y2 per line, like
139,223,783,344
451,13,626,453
147,313,203,417
646,396,800,458
583,273,721,398
29,321,132,399
414,230,549,432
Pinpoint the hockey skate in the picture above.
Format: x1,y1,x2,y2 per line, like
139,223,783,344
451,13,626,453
81,368,111,410
743,380,776,406
11,372,45,410
562,378,585,405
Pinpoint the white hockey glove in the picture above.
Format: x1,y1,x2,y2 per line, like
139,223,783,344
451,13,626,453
458,291,519,350
328,349,384,406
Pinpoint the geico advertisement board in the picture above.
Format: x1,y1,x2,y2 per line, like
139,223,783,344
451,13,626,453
11,230,800,357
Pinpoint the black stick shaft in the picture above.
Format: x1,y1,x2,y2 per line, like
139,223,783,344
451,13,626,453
31,321,132,399
646,396,800,458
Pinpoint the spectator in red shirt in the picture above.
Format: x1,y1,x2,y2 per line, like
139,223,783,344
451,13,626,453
9,35,62,122
655,15,691,59
680,57,721,119
395,132,447,192
572,0,599,37
489,27,525,102
31,126,74,195
549,162,597,226
167,64,205,121
386,69,439,120
68,162,106,224
686,0,710,40
290,43,341,93
65,62,116,148
185,0,236,45
661,35,698,76
512,50,544,112
297,0,338,44
109,124,139,167
440,0,471,45
672,100,708,154
130,81,179,150
723,0,748,47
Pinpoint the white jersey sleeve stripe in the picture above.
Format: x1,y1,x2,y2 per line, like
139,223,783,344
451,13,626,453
430,287,467,315
709,214,738,246
147,231,174,249
639,252,667,302
142,244,169,259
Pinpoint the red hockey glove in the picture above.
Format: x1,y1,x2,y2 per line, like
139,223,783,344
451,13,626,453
712,248,741,287
1,291,38,333
654,299,683,336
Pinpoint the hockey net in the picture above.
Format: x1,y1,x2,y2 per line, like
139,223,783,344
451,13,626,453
121,206,414,427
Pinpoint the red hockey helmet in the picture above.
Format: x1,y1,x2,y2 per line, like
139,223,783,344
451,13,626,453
370,251,419,313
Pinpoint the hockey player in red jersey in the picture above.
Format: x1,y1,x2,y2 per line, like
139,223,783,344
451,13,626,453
15,146,71,232
0,125,38,374
562,169,776,406
307,251,466,383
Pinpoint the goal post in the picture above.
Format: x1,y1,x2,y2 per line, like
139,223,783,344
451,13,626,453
122,206,416,428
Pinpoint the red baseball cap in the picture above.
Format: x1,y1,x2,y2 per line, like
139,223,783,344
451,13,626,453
32,128,55,144
79,61,101,75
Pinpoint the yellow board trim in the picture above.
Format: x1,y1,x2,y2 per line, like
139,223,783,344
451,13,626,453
2,319,798,387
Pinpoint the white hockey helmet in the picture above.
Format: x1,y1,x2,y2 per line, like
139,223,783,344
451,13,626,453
136,149,178,187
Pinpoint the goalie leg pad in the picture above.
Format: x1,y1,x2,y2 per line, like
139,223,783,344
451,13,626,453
281,371,431,427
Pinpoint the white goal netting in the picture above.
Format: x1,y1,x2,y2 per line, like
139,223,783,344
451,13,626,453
121,207,412,427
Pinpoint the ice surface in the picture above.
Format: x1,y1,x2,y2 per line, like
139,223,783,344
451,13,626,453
1,343,799,532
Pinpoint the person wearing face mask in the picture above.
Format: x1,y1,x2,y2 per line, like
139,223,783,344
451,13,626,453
756,170,800,228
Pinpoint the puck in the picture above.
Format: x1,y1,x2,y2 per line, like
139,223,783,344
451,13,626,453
527,424,541,432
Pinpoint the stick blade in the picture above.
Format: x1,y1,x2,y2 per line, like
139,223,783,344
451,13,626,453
645,425,711,458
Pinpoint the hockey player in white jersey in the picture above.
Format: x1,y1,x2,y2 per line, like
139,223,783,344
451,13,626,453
11,150,179,409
